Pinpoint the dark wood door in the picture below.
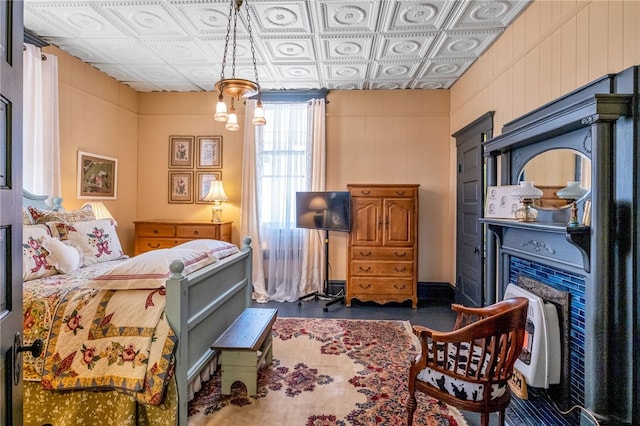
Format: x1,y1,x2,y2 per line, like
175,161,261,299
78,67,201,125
0,2,24,424
453,112,493,307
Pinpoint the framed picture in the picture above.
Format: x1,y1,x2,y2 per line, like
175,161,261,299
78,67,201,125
77,151,118,199
168,171,194,204
169,135,195,168
196,136,222,168
196,171,222,203
485,185,522,219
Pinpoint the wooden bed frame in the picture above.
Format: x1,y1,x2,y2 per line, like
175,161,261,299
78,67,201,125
22,190,253,425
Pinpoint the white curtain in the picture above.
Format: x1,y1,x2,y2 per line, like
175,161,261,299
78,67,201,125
241,100,268,302
23,44,61,201
240,98,326,303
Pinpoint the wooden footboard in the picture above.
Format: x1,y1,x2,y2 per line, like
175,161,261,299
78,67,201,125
165,237,252,426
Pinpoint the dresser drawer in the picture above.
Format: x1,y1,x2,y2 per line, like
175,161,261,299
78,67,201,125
349,277,414,296
176,225,218,239
135,223,176,238
351,247,414,261
350,187,415,198
135,238,181,253
351,261,413,277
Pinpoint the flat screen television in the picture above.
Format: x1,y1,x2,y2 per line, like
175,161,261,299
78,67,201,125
296,191,351,232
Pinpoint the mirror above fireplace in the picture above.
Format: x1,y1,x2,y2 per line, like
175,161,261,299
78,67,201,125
517,149,591,210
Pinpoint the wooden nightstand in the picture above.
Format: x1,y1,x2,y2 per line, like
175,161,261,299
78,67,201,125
133,220,233,255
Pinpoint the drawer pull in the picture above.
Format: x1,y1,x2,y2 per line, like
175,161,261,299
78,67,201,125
359,283,371,289
358,266,372,273
193,230,199,235
359,251,372,257
394,266,407,272
148,243,160,248
361,190,370,195
394,252,407,257
153,229,159,235
396,190,406,195
393,284,407,290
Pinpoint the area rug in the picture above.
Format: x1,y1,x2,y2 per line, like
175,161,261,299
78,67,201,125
188,317,468,426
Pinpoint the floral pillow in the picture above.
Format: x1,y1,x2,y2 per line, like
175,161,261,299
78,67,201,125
88,248,217,290
22,225,58,282
27,205,95,225
47,219,126,266
173,239,239,260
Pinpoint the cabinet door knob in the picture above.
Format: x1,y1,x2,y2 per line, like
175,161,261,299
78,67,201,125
153,229,159,235
193,230,199,235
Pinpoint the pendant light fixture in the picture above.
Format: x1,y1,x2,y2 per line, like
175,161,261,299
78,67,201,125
214,0,266,131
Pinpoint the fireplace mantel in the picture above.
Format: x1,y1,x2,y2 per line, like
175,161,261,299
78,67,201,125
481,70,636,425
480,218,590,272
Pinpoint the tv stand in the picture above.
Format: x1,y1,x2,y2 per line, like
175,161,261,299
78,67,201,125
298,229,344,312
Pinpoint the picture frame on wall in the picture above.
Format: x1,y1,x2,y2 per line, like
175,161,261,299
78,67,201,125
196,135,222,168
168,171,194,204
169,135,195,168
77,151,118,199
195,171,222,203
485,185,521,219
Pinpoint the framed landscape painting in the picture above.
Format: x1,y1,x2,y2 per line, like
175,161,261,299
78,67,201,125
168,171,193,204
77,151,118,199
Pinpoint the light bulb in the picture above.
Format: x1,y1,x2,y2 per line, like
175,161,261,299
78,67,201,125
252,100,266,126
226,111,239,131
214,95,228,122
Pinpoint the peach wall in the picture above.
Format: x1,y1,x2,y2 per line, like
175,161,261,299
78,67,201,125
45,46,139,254
326,90,452,283
136,90,452,284
137,93,245,244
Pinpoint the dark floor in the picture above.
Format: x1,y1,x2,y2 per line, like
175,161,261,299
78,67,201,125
250,295,497,426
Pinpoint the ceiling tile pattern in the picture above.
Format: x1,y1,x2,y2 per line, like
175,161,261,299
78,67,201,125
23,0,531,92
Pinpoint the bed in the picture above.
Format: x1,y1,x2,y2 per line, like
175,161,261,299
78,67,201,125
21,190,252,425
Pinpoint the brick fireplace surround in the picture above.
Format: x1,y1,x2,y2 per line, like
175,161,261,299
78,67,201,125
480,66,640,425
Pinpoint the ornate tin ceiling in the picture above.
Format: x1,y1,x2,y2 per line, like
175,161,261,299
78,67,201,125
23,0,531,92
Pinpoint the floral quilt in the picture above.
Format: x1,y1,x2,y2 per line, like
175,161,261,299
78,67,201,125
23,260,177,405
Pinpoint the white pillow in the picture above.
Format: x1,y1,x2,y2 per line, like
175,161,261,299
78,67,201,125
87,248,217,290
174,239,239,260
43,236,82,274
22,225,58,281
47,219,126,266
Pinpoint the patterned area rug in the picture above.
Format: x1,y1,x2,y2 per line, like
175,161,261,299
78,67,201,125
188,318,468,426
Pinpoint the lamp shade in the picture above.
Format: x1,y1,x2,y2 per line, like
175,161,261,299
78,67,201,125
203,181,229,202
511,181,543,199
82,201,116,224
556,181,588,200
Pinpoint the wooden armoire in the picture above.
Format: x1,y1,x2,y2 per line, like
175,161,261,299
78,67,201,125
346,184,419,308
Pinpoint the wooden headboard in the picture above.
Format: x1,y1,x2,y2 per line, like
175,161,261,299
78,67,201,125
22,190,64,211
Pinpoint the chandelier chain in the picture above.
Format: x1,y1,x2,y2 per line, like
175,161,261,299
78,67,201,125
245,1,260,90
231,3,239,79
219,0,234,82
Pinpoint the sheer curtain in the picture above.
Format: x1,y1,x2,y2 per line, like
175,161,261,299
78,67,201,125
23,44,61,201
241,98,326,302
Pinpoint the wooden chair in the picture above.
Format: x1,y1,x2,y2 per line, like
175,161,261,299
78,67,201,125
406,297,529,426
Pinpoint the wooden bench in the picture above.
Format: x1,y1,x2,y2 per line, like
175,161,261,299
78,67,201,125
211,308,278,395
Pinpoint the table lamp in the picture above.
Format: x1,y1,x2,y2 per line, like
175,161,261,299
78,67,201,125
203,181,229,223
511,181,543,222
556,181,588,227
